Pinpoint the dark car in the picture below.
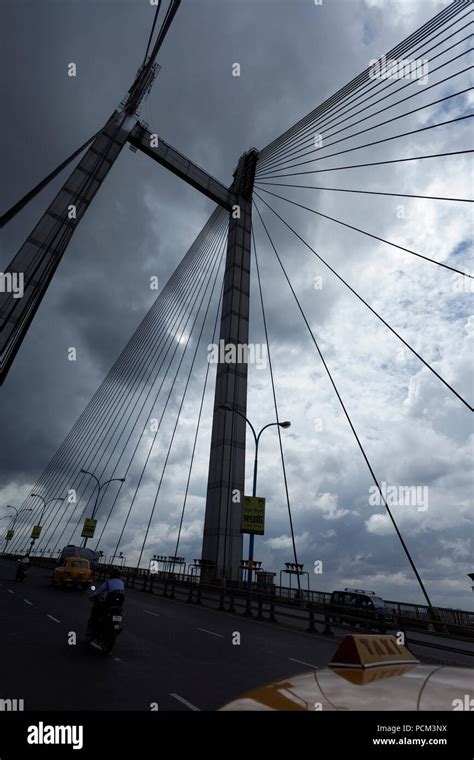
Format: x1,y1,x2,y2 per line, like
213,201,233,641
329,587,396,633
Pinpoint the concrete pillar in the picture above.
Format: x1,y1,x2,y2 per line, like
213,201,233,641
0,109,136,384
201,148,258,581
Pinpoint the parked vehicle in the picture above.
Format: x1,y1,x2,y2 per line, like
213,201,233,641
329,587,396,633
51,556,93,590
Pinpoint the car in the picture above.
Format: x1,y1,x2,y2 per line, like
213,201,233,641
219,633,474,711
51,556,93,590
329,587,396,633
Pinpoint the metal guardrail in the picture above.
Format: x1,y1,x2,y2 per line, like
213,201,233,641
3,554,473,647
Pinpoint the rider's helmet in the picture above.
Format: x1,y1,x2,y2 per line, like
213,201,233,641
110,568,122,579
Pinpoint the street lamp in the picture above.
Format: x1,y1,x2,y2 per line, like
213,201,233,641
79,470,126,547
2,505,17,520
0,516,11,534
28,494,64,554
1,506,32,554
31,494,64,525
219,404,291,584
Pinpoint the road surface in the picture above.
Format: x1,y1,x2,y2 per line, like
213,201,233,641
0,559,471,711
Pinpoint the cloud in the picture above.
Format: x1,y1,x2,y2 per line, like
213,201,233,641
1,0,472,611
265,531,311,552
315,492,351,520
366,513,394,536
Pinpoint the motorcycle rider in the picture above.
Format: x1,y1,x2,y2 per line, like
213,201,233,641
16,556,30,580
87,568,124,634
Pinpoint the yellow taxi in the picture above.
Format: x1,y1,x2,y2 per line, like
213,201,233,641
51,556,93,590
220,634,474,711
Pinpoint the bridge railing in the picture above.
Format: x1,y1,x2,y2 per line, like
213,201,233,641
2,553,473,644
92,561,474,642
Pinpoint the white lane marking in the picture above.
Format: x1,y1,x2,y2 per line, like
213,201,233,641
289,657,320,669
8,589,15,594
197,627,224,638
170,693,200,711
47,614,61,623
114,657,123,662
24,599,33,606
90,642,102,651
143,609,160,617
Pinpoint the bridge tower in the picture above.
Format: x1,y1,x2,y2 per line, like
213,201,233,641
201,148,258,581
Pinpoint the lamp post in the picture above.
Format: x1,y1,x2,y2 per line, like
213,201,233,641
1,506,32,554
28,494,64,554
0,516,11,547
219,404,290,585
79,470,125,547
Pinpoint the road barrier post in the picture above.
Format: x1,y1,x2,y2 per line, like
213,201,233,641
307,603,317,633
169,576,176,599
322,611,334,636
269,596,277,623
218,589,225,611
244,593,253,617
148,574,155,594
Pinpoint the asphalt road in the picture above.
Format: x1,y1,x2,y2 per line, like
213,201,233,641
0,559,340,711
1,559,471,711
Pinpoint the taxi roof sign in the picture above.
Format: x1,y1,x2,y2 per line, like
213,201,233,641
329,634,418,669
331,663,416,686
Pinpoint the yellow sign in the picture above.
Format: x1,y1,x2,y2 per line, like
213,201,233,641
31,525,42,539
241,496,265,535
81,519,97,538
329,634,418,669
5,530,14,541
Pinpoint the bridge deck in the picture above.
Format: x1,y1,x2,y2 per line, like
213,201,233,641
0,559,336,711
1,559,471,711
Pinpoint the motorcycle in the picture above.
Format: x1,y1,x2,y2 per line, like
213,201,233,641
86,590,124,654
16,562,29,582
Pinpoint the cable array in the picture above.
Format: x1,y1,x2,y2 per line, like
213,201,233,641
5,1,471,605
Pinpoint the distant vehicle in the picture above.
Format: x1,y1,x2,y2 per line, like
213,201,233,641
329,587,395,633
56,545,99,567
52,556,93,590
16,559,29,582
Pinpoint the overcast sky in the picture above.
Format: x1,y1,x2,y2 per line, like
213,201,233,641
0,0,472,610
